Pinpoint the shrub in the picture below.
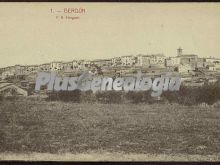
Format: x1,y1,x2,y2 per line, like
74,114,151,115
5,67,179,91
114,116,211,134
162,84,220,105
126,91,145,104
46,90,81,102
44,83,220,105
196,84,220,105
95,91,123,104
125,91,161,104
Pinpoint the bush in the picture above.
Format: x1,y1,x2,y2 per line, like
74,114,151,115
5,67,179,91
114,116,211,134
162,86,197,105
46,90,81,102
162,84,220,105
95,91,123,104
196,84,220,105
125,91,165,104
126,91,144,104
44,84,220,106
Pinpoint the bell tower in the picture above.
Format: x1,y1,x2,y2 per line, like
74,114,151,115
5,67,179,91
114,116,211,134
177,47,183,56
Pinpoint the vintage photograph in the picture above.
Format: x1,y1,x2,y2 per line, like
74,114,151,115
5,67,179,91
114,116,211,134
0,3,220,161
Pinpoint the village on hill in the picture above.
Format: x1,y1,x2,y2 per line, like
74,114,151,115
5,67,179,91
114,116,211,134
0,47,220,97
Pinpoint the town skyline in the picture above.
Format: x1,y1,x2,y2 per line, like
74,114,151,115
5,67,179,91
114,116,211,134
0,47,219,69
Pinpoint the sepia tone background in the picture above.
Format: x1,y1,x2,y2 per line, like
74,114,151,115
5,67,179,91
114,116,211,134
0,3,220,161
0,3,220,67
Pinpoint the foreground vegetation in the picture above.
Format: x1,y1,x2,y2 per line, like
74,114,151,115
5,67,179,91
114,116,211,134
44,84,220,106
0,100,220,158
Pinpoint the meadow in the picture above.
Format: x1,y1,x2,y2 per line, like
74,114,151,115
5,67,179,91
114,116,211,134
0,99,220,160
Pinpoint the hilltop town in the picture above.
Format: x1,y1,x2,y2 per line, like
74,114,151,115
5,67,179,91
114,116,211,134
0,47,220,96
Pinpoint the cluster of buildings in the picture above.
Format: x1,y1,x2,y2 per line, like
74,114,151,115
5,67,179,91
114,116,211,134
0,47,220,96
1,48,220,77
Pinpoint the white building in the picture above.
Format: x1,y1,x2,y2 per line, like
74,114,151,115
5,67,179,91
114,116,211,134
197,58,206,68
2,71,15,79
50,61,64,71
62,61,73,71
72,60,79,69
121,55,135,66
205,57,220,63
136,55,150,66
39,63,50,71
75,60,91,70
112,57,121,66
208,63,220,71
149,54,166,67
166,57,181,67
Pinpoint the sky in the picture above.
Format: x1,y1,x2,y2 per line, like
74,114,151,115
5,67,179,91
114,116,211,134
0,3,220,68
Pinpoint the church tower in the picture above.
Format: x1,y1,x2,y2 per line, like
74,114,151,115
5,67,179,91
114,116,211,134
177,47,183,56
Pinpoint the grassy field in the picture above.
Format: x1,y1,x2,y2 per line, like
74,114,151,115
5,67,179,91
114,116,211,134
0,100,220,161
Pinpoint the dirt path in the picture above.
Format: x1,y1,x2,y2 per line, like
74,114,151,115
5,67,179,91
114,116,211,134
0,152,220,161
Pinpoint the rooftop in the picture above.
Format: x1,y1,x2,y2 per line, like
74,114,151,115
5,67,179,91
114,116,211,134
177,54,198,57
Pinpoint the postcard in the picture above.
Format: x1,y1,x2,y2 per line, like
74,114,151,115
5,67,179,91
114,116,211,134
0,2,220,161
